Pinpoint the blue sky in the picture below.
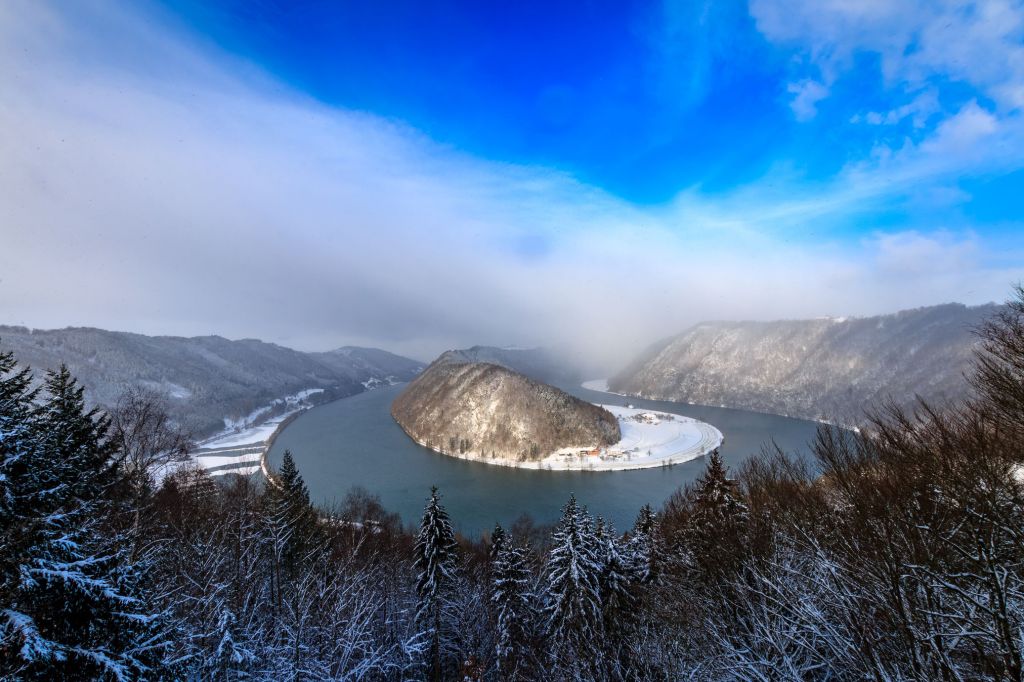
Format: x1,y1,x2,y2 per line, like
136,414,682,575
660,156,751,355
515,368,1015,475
1,0,1022,362
159,0,1024,220
165,0,794,202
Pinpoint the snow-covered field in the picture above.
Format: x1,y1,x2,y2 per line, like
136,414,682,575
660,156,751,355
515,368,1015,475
536,404,722,471
156,388,328,481
201,411,297,449
203,388,325,449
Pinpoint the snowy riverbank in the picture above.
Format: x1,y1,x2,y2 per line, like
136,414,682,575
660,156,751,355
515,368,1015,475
156,388,327,480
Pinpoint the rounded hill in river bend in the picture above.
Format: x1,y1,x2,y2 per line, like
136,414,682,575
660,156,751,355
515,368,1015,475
391,353,620,464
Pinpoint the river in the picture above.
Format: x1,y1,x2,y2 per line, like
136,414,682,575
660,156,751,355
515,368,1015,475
267,383,823,537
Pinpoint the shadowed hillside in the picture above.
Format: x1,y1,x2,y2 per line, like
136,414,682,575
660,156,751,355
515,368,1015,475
611,303,997,426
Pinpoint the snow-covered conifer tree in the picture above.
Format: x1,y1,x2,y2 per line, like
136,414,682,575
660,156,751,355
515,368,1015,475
597,521,635,639
0,348,39,679
627,503,663,586
491,536,532,678
1,363,157,679
543,494,602,670
489,522,506,564
264,449,319,600
415,486,459,681
684,450,749,581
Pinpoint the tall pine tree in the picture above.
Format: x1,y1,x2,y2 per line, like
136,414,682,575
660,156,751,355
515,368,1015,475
597,520,635,640
488,522,507,564
0,348,39,678
627,503,664,586
543,494,602,671
683,450,749,582
264,449,319,599
415,486,458,681
491,536,532,679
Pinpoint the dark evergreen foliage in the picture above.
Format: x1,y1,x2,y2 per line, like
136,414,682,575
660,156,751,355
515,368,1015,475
415,486,459,681
1,363,157,680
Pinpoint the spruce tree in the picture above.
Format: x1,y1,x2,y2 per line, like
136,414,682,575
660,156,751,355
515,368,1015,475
0,348,39,678
597,521,635,639
627,503,663,586
543,494,602,669
684,450,749,581
491,536,532,679
265,449,318,585
2,363,157,679
0,347,36,532
415,486,458,681
489,522,507,564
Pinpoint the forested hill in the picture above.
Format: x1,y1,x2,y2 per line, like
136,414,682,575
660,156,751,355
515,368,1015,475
0,326,423,437
610,303,998,426
392,356,619,462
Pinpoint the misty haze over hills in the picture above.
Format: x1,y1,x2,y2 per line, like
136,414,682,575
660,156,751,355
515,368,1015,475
610,303,995,426
0,326,423,438
436,345,586,386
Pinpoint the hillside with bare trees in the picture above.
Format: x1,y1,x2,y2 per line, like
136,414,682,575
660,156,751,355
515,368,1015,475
391,355,619,462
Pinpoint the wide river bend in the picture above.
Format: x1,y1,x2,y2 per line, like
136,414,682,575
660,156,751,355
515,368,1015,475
268,383,822,537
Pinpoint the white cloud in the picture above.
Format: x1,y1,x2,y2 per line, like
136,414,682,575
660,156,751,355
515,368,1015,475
787,79,829,120
750,0,1024,155
752,0,1024,106
0,0,1019,369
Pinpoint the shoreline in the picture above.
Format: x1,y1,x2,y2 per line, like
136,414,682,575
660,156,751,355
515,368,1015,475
583,379,858,431
260,408,306,487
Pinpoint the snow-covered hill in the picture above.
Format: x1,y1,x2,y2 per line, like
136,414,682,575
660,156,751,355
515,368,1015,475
0,326,423,437
391,356,619,462
610,303,997,427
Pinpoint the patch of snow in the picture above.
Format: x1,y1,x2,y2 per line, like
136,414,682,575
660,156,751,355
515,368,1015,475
192,451,263,468
203,388,326,448
581,378,609,392
203,419,283,448
208,465,262,477
362,375,398,390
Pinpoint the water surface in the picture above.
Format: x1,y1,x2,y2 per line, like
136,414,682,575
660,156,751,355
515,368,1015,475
268,383,822,536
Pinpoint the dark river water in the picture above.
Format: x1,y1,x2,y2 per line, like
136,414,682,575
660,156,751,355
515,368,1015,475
267,383,822,537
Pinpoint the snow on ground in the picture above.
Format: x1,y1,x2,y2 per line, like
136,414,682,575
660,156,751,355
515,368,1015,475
208,464,262,477
158,387,327,481
190,449,263,468
581,378,610,392
200,388,325,449
361,375,398,390
538,405,722,471
201,417,289,449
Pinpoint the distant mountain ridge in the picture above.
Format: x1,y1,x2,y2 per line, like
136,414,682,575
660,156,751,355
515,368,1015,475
391,356,619,463
609,303,997,426
0,326,423,437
